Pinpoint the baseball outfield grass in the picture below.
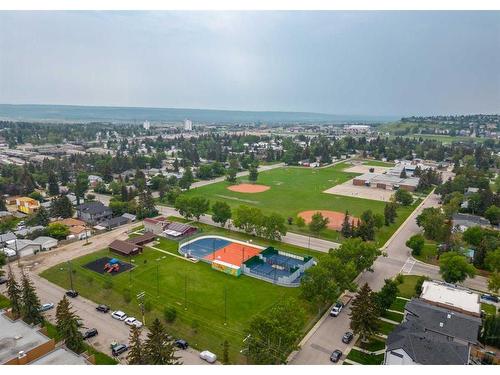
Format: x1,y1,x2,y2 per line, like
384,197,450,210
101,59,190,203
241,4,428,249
180,162,420,245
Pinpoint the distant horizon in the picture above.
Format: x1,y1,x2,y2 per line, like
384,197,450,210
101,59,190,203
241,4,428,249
1,11,499,116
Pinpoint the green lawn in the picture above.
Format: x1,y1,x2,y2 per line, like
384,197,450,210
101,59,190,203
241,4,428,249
381,310,404,323
346,349,384,365
397,275,422,299
362,160,395,167
414,241,438,265
377,319,397,336
481,303,497,317
389,298,408,312
176,162,420,245
0,293,10,309
40,240,320,364
355,336,386,352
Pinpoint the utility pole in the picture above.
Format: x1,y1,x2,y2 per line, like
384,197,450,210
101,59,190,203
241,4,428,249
67,261,74,290
137,291,146,325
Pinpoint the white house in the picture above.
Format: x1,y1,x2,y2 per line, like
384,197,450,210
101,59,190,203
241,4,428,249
6,239,41,258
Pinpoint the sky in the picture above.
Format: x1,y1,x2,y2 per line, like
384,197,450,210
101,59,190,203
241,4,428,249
0,11,499,116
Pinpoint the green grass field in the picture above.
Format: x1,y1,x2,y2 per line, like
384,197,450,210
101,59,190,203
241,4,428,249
179,162,420,245
362,160,395,167
40,238,321,364
346,349,384,365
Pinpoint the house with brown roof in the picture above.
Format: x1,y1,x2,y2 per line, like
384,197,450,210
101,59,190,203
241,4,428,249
108,240,141,256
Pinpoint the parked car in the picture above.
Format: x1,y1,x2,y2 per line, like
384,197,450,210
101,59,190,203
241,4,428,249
342,332,354,344
111,344,128,356
481,294,499,303
111,310,128,321
66,290,79,298
124,317,143,328
96,304,110,313
330,349,342,363
0,277,7,285
199,350,217,363
175,339,189,349
83,328,98,340
39,303,54,312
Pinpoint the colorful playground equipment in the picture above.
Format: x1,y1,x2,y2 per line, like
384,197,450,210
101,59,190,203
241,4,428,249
104,258,121,273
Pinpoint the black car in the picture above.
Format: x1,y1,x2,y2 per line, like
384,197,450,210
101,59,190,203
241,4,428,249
330,349,342,363
83,328,98,340
112,344,128,356
175,339,189,349
66,290,79,298
0,277,7,285
481,294,499,303
342,332,354,344
96,304,110,313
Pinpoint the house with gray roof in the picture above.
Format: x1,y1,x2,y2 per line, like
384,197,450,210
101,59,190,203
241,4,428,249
384,298,482,365
452,213,492,232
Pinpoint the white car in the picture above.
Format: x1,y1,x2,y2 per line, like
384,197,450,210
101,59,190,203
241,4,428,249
111,310,128,321
39,303,54,312
124,317,143,328
199,350,217,363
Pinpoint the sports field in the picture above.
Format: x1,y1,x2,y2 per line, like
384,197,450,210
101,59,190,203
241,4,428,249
40,236,321,364
182,162,419,244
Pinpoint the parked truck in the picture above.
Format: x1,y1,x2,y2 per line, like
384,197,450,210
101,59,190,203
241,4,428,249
330,294,353,317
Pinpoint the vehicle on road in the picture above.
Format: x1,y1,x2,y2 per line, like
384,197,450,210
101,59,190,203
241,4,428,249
0,276,7,285
111,344,128,356
83,328,98,340
96,304,110,313
175,339,189,349
342,332,354,344
111,310,128,321
66,290,79,298
39,303,54,312
481,294,499,303
330,294,352,317
200,350,217,363
330,349,342,363
124,317,143,328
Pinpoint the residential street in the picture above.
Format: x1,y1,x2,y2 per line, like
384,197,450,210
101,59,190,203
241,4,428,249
289,193,490,365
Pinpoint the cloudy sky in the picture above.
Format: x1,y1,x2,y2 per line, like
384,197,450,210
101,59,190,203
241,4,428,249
0,11,499,116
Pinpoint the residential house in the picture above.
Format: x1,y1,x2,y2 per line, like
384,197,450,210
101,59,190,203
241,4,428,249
419,280,481,317
6,239,41,258
53,218,91,240
15,197,40,215
451,213,492,232
14,226,45,238
121,213,136,222
385,298,481,365
143,216,169,234
76,202,112,225
88,175,103,188
97,216,130,230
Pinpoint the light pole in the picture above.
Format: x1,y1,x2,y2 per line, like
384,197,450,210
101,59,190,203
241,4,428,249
67,261,74,291
137,291,146,325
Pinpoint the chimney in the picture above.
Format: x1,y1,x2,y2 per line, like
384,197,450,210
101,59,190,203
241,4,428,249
17,350,28,365
447,313,452,319
439,322,444,328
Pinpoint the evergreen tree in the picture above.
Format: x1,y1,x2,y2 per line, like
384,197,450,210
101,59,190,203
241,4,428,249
6,267,22,319
179,167,194,190
349,283,379,342
0,198,7,211
248,165,259,182
47,171,60,196
136,189,158,219
34,206,50,226
74,172,89,205
21,272,43,325
144,318,180,365
127,325,144,365
55,296,85,353
121,184,128,202
226,168,237,183
384,202,398,225
50,195,74,218
341,210,352,238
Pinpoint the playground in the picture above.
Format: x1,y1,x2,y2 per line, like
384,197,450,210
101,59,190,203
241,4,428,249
83,257,134,276
179,235,314,285
298,210,360,231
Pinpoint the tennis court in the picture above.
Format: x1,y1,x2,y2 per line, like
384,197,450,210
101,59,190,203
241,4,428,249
179,237,231,259
204,242,262,267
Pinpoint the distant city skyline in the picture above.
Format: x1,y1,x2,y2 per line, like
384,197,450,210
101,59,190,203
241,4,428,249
0,11,499,116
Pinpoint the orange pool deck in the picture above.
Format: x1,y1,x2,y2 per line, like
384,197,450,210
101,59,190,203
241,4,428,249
203,242,262,267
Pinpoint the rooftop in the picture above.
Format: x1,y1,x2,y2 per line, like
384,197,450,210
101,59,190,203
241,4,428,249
420,280,481,316
29,347,90,365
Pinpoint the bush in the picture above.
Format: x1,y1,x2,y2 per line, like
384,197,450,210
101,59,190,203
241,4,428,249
395,274,404,284
414,276,429,296
164,306,177,323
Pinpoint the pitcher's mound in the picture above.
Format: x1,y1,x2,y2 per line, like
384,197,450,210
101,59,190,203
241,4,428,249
227,184,270,193
298,210,360,231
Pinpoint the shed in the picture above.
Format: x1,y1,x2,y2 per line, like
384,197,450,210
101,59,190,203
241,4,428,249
109,240,141,256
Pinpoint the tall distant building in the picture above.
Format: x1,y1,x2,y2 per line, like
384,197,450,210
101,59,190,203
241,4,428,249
143,121,151,130
184,119,193,131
